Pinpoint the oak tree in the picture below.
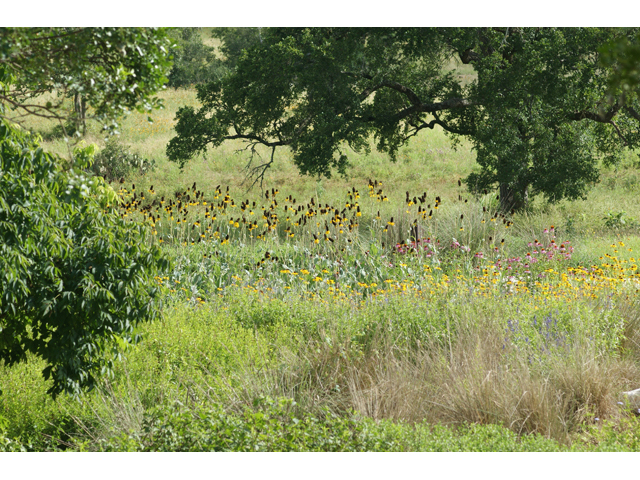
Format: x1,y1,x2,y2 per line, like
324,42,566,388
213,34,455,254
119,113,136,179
168,28,640,211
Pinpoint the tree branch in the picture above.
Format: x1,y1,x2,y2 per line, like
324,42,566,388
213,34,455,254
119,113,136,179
222,133,288,148
341,70,478,122
569,101,622,123
609,119,628,146
459,48,480,64
404,112,473,139
367,81,422,106
0,94,69,123
391,97,478,123
241,144,277,191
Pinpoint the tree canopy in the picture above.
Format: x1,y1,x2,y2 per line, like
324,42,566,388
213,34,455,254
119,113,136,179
0,28,173,397
0,27,174,135
166,28,225,89
167,28,640,211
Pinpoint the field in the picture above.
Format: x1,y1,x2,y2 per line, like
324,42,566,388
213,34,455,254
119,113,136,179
2,82,640,452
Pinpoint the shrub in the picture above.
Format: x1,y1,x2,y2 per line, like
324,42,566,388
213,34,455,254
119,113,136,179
89,138,155,182
0,119,169,398
96,396,397,452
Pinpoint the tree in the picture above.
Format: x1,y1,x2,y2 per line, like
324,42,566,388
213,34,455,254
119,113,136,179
210,27,264,69
167,28,640,211
0,27,174,137
166,28,226,89
0,28,173,397
601,31,640,102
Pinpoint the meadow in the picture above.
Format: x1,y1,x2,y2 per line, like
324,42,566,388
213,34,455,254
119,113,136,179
2,83,640,452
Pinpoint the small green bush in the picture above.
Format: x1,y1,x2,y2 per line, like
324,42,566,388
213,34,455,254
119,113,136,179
0,119,169,398
91,397,567,452
89,138,155,182
96,396,397,452
406,422,564,452
603,211,638,230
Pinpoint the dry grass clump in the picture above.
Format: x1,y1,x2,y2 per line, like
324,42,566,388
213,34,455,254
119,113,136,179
431,334,635,442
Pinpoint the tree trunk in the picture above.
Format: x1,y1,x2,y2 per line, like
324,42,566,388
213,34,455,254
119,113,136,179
499,182,528,213
74,92,87,136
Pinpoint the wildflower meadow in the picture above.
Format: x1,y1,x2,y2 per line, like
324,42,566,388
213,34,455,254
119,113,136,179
2,85,640,453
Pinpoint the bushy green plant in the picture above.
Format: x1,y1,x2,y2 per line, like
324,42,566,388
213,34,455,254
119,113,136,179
0,431,28,452
89,138,155,182
384,421,564,452
0,413,25,451
603,211,638,230
571,415,640,451
95,396,397,452
88,396,567,452
0,119,169,397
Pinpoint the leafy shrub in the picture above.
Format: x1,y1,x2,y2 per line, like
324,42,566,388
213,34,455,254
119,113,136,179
0,414,25,451
89,138,155,182
0,119,169,397
381,421,564,452
603,211,638,230
91,396,566,452
96,396,397,452
234,297,291,329
0,434,28,452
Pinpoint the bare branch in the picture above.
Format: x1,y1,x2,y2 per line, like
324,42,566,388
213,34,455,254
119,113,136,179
0,94,71,128
242,144,276,192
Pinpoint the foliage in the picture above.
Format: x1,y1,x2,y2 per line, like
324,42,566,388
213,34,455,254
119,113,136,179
210,27,265,69
92,397,567,452
0,119,169,397
603,210,638,230
0,27,173,134
601,30,640,101
89,137,155,182
167,28,640,211
571,416,640,451
389,421,563,452
166,28,226,89
95,396,396,452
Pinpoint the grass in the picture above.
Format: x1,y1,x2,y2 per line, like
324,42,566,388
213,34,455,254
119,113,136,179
2,81,640,452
